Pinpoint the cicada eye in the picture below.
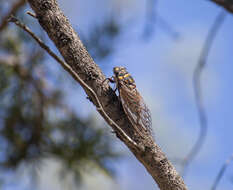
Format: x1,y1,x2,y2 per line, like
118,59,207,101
113,67,121,75
113,67,118,72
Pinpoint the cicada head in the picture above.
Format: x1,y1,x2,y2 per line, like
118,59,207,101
113,67,135,85
113,67,126,77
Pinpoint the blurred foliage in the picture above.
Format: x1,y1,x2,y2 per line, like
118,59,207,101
0,1,122,187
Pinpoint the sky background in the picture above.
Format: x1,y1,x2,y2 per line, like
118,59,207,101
3,0,233,190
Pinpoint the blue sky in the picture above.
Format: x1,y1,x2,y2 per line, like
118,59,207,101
4,0,233,190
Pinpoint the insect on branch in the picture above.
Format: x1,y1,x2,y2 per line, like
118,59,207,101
8,15,138,148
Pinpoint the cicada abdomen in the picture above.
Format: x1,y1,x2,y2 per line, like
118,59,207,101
112,67,152,135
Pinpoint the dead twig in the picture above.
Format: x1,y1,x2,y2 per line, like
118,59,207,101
26,11,37,19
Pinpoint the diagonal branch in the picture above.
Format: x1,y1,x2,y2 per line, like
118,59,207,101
14,0,188,189
143,0,179,40
180,11,226,176
211,154,233,190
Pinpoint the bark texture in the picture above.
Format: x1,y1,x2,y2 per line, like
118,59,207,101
26,0,187,189
212,0,233,14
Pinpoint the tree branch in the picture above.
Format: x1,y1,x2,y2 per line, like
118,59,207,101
21,0,187,189
211,154,233,190
211,0,233,14
143,0,179,40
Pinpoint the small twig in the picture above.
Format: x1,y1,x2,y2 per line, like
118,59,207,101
8,15,138,148
211,154,233,190
0,0,26,31
143,0,180,40
180,10,226,176
156,14,180,40
26,11,37,19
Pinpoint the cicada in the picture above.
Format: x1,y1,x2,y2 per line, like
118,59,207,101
108,67,152,135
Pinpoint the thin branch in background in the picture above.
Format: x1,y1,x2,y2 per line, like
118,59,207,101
143,0,180,40
143,0,157,39
0,0,26,31
211,154,233,190
156,15,180,40
8,16,138,148
180,10,226,176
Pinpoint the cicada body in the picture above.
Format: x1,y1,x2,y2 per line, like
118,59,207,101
111,67,152,135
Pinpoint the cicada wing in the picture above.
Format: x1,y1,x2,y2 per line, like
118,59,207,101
119,84,152,134
139,99,152,132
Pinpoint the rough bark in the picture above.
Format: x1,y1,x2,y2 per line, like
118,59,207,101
211,0,233,14
26,0,187,189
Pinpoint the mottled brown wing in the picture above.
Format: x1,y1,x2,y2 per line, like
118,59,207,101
118,82,152,134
